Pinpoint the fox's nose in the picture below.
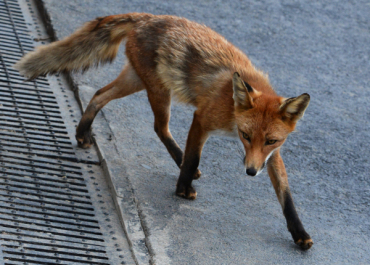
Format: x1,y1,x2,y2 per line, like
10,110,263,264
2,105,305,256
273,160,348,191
246,168,257,176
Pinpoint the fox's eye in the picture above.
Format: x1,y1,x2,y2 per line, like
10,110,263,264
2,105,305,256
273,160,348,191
242,132,250,142
266,139,277,145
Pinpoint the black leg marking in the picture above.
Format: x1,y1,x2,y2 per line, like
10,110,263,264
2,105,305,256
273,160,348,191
158,134,183,167
176,152,200,200
283,191,313,250
76,104,100,148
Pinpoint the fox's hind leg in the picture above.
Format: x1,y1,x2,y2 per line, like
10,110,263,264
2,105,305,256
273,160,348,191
147,89,183,166
76,63,144,148
146,88,202,179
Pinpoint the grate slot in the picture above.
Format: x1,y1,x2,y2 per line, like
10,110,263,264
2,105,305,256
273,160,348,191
0,134,73,146
0,106,62,119
0,53,23,61
0,203,98,224
0,113,65,124
0,96,59,108
0,154,80,169
0,118,65,130
0,176,88,193
0,44,33,55
0,180,90,199
1,236,106,252
0,22,30,32
0,198,93,217
1,230,105,248
0,16,27,26
0,123,68,135
0,82,52,91
0,190,94,210
0,10,26,22
0,143,75,155
0,131,71,144
0,72,37,81
0,161,82,176
0,208,101,229
3,244,109,263
0,117,66,129
0,18,27,27
0,4,23,12
0,77,50,87
0,215,103,236
0,102,62,114
0,149,79,163
0,88,57,99
0,185,92,205
0,78,49,87
0,151,82,164
0,175,86,189
0,117,66,130
0,94,58,105
4,244,109,260
1,35,34,47
0,219,104,241
1,227,104,245
0,45,25,55
0,192,95,212
2,252,110,265
0,81,51,91
0,168,85,183
0,150,77,162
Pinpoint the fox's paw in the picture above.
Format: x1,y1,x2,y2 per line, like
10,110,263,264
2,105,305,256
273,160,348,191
193,169,202,180
176,183,197,200
295,238,313,250
76,129,94,149
291,229,313,250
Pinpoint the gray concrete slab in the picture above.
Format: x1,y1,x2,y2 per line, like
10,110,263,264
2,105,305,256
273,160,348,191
41,0,370,264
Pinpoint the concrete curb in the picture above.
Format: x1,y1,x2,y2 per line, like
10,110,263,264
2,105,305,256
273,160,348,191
77,86,153,265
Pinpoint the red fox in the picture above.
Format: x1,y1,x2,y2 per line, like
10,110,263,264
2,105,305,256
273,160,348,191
15,13,313,250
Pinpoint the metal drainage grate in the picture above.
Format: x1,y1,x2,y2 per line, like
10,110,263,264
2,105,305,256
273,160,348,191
0,0,131,264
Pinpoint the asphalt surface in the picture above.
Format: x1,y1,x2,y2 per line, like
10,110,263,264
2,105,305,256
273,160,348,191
41,0,370,264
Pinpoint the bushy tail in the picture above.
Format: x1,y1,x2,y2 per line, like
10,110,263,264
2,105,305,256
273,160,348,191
14,13,152,79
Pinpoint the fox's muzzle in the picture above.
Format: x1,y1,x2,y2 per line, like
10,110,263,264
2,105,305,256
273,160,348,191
246,168,257,176
245,162,266,176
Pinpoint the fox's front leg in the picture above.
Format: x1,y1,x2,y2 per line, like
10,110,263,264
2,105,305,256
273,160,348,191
176,112,209,200
267,150,313,250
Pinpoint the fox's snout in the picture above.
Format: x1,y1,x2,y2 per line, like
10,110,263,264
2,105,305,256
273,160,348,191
246,167,257,176
244,155,266,176
245,164,265,176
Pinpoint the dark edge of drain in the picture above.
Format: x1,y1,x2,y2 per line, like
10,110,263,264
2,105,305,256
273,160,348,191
31,1,154,264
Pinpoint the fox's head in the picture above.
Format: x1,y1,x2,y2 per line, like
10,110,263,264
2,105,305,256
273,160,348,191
232,72,310,176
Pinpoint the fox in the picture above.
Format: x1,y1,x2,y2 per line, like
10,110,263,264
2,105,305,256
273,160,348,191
14,13,313,250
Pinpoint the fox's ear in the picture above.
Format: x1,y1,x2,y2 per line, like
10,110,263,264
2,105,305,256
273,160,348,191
232,72,253,110
280,93,310,122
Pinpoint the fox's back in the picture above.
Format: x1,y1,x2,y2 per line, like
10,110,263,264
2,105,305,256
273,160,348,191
126,15,265,105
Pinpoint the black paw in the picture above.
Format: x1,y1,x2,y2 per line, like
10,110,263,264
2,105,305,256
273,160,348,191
176,182,197,200
76,129,94,149
290,229,313,250
295,237,313,250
